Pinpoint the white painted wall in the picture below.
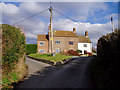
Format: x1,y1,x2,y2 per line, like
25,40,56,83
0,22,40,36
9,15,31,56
78,43,92,54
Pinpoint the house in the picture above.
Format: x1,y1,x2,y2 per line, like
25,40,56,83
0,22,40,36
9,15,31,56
37,27,92,54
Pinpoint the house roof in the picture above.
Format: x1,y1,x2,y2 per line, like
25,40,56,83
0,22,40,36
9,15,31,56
78,36,91,43
53,30,78,37
37,34,48,41
37,31,91,43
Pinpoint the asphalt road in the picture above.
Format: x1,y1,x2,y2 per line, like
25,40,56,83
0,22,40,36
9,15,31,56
16,56,95,88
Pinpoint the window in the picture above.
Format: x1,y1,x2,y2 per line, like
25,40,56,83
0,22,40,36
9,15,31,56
55,41,60,44
84,44,87,47
69,41,74,45
55,48,61,53
39,41,45,46
39,49,45,53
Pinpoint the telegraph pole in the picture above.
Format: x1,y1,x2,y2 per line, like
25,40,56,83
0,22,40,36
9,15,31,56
111,16,115,32
49,2,53,55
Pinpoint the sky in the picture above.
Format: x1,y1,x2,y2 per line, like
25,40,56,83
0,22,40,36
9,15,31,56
0,1,119,48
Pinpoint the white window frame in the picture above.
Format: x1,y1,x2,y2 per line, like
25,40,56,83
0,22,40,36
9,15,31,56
83,44,87,47
39,41,45,46
39,49,45,53
55,48,61,53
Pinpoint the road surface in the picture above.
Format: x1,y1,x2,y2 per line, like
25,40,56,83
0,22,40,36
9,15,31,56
16,56,95,88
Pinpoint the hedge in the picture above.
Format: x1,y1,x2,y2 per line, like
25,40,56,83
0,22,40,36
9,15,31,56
2,24,26,73
26,44,37,55
93,29,120,88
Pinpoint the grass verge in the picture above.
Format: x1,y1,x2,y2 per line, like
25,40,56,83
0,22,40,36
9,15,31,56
28,54,72,63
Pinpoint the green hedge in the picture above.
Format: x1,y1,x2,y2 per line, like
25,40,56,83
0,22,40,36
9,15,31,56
2,24,26,73
94,29,120,88
26,44,37,55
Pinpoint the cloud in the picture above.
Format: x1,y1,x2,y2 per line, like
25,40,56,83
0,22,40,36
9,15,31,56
53,18,118,46
1,2,118,46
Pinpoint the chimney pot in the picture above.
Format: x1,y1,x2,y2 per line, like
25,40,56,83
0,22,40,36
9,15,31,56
73,28,76,33
85,31,88,37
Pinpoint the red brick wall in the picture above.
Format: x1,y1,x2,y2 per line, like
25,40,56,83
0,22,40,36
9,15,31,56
53,37,78,52
37,40,48,54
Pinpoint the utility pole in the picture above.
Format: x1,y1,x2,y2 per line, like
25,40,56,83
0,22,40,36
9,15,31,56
49,2,53,55
111,16,115,32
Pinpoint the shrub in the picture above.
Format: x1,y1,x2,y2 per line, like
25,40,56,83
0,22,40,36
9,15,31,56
68,50,80,56
26,44,37,55
95,29,120,88
84,52,92,56
2,24,26,73
76,50,82,53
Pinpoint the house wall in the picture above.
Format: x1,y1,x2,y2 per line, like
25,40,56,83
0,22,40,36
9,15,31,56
78,43,92,54
53,37,78,52
37,40,48,54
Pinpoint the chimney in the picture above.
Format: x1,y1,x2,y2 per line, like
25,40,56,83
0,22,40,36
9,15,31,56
73,28,76,33
85,31,88,37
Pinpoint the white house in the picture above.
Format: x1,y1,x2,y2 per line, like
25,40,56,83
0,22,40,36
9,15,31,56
78,31,92,54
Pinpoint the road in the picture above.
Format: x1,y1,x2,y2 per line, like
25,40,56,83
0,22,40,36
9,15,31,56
15,56,95,88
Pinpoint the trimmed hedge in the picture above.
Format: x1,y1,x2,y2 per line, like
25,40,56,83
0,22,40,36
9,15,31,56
93,29,120,88
26,44,37,55
2,24,26,73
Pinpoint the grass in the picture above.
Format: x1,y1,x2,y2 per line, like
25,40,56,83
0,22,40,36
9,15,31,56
2,72,20,88
28,54,72,62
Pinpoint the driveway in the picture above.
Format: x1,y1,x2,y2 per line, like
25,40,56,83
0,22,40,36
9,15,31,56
15,56,95,88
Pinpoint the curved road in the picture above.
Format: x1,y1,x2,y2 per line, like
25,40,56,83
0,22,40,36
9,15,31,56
16,56,95,88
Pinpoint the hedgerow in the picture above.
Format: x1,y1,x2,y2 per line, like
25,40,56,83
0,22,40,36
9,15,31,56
2,24,26,74
26,44,37,55
91,29,120,88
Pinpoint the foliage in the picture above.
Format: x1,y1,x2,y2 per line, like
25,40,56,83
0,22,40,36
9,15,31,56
26,44,37,55
2,24,26,73
76,50,82,53
93,29,120,88
28,54,72,62
2,72,20,88
92,48,97,53
84,52,92,56
68,50,80,56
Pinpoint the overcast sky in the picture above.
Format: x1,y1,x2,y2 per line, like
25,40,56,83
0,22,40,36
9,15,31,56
0,1,118,47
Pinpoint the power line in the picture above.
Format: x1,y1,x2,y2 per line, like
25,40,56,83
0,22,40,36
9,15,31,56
14,8,49,25
53,8,104,36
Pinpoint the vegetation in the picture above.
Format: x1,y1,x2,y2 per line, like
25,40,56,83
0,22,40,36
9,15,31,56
76,50,82,53
26,44,37,55
68,50,80,56
2,24,27,88
90,29,120,88
28,54,72,62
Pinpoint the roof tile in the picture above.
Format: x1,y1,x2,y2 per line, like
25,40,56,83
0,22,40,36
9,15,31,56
53,30,78,37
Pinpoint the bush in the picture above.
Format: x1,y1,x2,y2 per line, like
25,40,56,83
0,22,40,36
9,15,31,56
26,44,37,55
84,52,92,56
68,50,80,56
2,24,26,73
76,50,82,53
95,29,120,88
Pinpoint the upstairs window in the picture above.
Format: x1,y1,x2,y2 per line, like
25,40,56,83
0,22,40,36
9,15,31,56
39,41,45,46
55,41,60,44
69,41,74,45
84,44,87,47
